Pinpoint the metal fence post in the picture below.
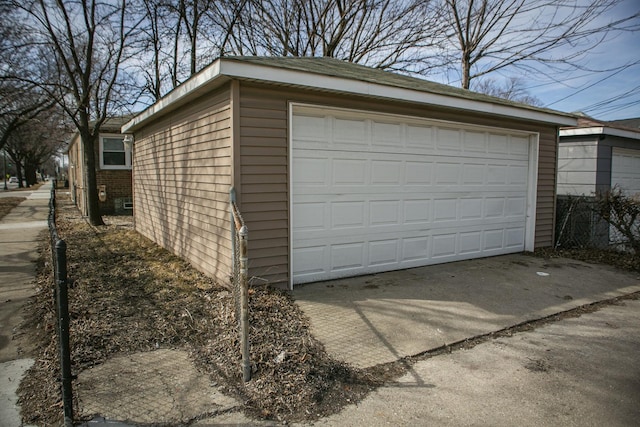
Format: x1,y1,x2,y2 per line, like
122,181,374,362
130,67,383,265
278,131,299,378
238,225,251,382
230,187,236,270
55,239,74,427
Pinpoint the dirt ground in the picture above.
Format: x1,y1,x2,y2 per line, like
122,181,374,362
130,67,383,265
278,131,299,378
15,192,640,426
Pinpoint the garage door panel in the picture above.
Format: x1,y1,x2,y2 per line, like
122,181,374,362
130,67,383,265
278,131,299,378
506,197,527,217
433,198,457,221
462,164,485,185
483,229,505,250
332,158,368,185
403,200,431,223
369,239,400,266
370,201,400,226
292,114,327,141
293,197,528,242
432,233,457,257
292,157,328,185
294,219,527,249
406,124,435,149
506,227,526,248
372,122,402,146
292,202,326,231
463,131,486,152
331,242,366,271
292,106,534,284
295,112,529,161
406,161,434,185
459,231,482,254
510,136,530,155
460,198,483,219
488,133,508,153
295,155,528,189
293,226,528,284
331,201,365,229
293,246,328,276
612,148,640,196
371,160,403,185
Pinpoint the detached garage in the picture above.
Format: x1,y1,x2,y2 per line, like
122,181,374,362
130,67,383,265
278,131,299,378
557,117,640,247
558,117,640,197
122,56,576,289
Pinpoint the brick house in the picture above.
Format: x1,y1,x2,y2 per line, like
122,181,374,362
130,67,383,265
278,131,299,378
67,117,133,216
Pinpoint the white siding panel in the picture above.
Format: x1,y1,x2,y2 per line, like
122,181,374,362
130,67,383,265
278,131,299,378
557,141,598,196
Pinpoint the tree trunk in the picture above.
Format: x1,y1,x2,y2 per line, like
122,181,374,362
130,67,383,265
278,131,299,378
461,51,471,90
82,131,105,226
15,163,24,188
24,163,37,186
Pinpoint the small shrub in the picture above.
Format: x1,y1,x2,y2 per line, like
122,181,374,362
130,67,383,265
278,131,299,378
593,186,640,254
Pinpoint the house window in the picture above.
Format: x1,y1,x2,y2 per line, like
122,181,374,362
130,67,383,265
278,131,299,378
100,135,131,170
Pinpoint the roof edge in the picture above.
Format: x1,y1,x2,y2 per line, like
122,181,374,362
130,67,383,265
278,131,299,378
123,57,577,132
559,126,640,140
122,60,226,133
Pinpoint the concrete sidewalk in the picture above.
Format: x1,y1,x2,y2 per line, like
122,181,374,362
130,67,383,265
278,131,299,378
0,183,51,427
294,254,640,368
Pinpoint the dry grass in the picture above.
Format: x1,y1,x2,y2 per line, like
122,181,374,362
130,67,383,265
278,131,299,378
533,247,640,273
0,197,26,219
18,194,378,426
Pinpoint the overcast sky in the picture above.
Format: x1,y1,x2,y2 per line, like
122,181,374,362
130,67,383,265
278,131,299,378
524,0,640,121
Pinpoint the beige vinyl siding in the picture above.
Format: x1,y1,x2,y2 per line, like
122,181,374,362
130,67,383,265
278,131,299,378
238,82,560,284
237,88,289,284
534,129,560,248
133,85,233,285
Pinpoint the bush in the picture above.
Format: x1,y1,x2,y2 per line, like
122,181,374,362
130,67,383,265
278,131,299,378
593,186,640,254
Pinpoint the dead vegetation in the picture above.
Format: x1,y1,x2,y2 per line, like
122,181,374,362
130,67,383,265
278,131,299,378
17,194,379,426
533,247,640,273
0,196,26,219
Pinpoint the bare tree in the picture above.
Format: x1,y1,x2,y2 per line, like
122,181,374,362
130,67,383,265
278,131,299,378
212,0,446,72
8,0,136,225
134,0,225,102
0,83,56,153
441,0,640,89
5,105,69,187
0,5,58,152
472,76,542,105
132,0,447,102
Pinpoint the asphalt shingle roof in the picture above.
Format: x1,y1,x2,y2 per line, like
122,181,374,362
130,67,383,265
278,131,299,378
224,56,574,119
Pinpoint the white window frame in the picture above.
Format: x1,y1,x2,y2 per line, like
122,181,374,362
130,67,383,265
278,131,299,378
99,133,131,170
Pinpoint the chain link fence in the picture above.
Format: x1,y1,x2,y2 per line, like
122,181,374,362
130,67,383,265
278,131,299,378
230,187,251,381
555,195,611,250
47,184,74,426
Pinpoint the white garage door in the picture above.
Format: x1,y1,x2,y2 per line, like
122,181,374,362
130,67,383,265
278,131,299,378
612,148,640,196
291,105,537,285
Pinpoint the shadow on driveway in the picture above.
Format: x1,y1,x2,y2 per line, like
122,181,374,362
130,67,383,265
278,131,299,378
294,254,640,368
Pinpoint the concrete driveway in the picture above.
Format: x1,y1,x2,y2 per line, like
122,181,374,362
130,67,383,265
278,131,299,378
306,298,640,427
294,254,640,369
